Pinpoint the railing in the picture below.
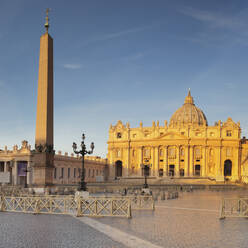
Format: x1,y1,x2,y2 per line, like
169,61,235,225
0,195,77,215
77,197,131,218
128,195,154,210
0,195,132,218
220,198,248,219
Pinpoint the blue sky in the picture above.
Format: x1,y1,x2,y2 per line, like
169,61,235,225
1,0,248,157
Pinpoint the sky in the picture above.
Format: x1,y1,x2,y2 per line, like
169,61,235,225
1,0,248,158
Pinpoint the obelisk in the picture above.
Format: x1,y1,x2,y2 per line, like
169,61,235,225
33,9,54,187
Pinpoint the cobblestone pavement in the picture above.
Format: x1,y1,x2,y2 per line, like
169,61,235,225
0,212,127,248
97,190,248,248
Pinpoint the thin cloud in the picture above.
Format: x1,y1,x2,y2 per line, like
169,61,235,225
122,52,145,61
98,26,151,41
81,24,155,46
179,7,244,30
63,64,83,69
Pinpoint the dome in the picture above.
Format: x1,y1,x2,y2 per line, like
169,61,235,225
169,90,208,127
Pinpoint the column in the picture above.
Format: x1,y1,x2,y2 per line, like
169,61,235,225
27,161,31,185
164,146,168,177
202,146,206,177
189,146,194,176
108,148,115,180
154,147,159,177
215,146,224,182
151,147,155,176
216,146,221,176
4,162,7,172
232,147,239,181
138,147,143,176
175,146,180,177
184,146,189,177
127,146,130,177
14,161,18,185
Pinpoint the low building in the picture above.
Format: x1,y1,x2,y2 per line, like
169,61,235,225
0,140,108,187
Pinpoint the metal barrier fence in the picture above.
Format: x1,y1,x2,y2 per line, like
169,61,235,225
128,195,154,210
220,198,248,219
0,195,156,218
0,195,77,215
77,197,131,218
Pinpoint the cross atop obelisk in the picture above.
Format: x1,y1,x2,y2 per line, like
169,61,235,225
45,8,50,32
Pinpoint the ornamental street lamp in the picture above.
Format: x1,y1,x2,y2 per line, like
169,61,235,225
140,164,152,188
72,133,94,191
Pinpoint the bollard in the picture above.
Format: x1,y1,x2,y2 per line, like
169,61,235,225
0,195,5,211
153,194,158,201
160,191,165,201
76,197,82,217
127,199,132,219
219,199,226,219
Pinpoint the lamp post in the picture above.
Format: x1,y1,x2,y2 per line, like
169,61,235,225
72,133,94,191
140,164,151,188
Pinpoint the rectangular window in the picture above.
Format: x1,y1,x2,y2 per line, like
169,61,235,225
92,169,95,178
54,168,57,179
226,131,232,137
74,168,76,178
78,168,81,178
68,168,70,178
61,168,64,178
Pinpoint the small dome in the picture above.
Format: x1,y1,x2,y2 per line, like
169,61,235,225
169,90,208,127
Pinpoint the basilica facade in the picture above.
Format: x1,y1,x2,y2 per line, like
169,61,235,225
107,91,248,183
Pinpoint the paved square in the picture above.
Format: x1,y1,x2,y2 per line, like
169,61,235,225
0,190,248,248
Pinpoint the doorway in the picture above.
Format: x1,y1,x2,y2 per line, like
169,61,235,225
115,160,123,177
224,160,232,176
169,165,175,176
195,165,201,176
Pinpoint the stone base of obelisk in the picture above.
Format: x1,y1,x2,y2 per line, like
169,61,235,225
32,152,54,187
